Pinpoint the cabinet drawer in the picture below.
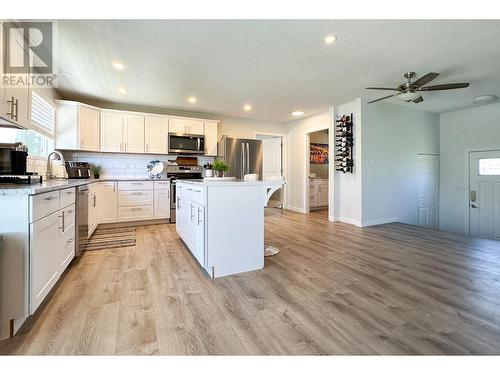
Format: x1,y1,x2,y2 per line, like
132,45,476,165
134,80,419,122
118,190,153,206
62,203,76,232
31,190,60,222
154,180,170,190
186,186,204,205
60,187,76,208
118,181,154,191
118,205,154,222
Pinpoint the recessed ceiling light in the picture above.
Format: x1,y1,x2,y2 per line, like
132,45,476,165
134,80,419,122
324,35,337,44
117,87,127,94
112,61,125,70
292,111,304,116
243,104,252,111
188,96,197,103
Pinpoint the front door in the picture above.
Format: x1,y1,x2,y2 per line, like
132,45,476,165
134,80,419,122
417,154,439,228
469,150,500,240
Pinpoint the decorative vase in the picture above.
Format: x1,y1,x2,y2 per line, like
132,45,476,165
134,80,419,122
93,174,100,179
205,169,214,177
216,170,224,178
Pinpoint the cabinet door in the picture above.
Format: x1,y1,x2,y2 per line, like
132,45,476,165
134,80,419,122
318,181,329,206
3,85,31,128
59,205,76,274
154,188,170,219
79,106,100,151
145,115,169,154
176,186,187,239
187,201,197,251
204,121,218,156
309,180,318,207
194,203,205,266
99,182,117,223
187,120,204,135
169,118,187,134
123,113,145,153
30,211,60,313
100,111,123,152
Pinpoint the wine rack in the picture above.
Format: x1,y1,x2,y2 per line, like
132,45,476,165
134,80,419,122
335,113,354,173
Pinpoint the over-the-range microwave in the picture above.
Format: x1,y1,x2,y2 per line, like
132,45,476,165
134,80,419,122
168,133,205,154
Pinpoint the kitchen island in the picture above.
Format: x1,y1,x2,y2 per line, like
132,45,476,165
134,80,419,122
176,179,285,278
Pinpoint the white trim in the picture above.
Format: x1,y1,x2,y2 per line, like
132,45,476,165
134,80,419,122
286,206,308,214
334,216,362,227
361,217,398,227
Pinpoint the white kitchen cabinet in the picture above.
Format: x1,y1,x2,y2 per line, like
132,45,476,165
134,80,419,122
169,118,204,135
123,113,145,153
204,120,218,156
310,178,328,209
98,181,117,224
2,84,31,129
154,187,170,219
88,193,98,236
55,100,100,151
100,111,123,152
193,202,205,266
58,204,76,274
176,185,188,241
29,211,61,313
117,181,153,222
145,115,169,154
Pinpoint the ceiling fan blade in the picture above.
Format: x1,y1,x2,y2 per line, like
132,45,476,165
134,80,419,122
368,94,396,104
418,83,470,91
413,96,424,103
365,87,398,91
413,72,439,88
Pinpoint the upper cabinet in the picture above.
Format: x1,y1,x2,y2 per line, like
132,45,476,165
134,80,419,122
145,115,169,154
55,100,100,151
123,113,145,153
169,118,204,135
204,120,218,156
55,101,218,155
100,111,123,152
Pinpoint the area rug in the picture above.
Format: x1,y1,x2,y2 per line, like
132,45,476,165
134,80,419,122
86,227,137,251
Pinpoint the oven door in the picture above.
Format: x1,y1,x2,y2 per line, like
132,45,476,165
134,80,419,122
168,134,205,154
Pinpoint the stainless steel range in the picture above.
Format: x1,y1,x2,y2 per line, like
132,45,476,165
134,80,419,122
167,165,202,223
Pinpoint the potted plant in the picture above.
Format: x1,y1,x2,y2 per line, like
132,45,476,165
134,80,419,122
212,159,230,178
203,162,214,177
90,163,103,179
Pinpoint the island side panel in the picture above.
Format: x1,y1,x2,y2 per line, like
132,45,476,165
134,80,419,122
206,185,264,278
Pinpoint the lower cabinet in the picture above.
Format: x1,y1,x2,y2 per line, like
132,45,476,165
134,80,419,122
98,181,117,223
30,199,76,314
118,206,154,222
88,193,98,236
310,178,329,209
176,185,206,267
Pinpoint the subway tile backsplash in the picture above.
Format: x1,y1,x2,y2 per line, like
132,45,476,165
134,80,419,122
61,151,215,178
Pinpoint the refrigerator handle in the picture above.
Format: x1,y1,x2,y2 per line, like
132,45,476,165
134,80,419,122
246,142,250,175
241,144,245,179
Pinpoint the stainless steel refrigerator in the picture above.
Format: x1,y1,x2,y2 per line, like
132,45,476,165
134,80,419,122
218,136,263,180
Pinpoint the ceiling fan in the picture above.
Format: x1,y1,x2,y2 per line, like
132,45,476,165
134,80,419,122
366,72,470,104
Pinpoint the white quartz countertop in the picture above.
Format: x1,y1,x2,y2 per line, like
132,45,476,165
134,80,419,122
0,177,171,196
177,179,285,187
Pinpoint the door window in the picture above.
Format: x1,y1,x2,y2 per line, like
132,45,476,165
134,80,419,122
479,158,500,175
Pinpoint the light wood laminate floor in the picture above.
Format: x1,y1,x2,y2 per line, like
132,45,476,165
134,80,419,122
1,209,500,355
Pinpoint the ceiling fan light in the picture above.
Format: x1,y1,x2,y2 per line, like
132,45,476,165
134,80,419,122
473,95,497,105
398,92,421,101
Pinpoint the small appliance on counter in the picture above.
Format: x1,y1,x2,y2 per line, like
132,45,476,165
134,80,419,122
0,142,43,184
65,161,91,179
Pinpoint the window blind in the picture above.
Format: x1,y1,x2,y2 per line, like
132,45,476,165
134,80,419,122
31,92,55,137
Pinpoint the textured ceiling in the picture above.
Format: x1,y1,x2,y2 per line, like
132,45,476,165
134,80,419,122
55,19,500,123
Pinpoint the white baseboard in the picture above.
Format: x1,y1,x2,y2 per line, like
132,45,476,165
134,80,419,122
361,217,398,227
286,205,307,214
334,216,362,227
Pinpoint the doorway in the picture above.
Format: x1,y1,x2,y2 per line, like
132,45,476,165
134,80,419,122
417,154,439,229
255,133,285,208
307,129,329,214
469,150,500,240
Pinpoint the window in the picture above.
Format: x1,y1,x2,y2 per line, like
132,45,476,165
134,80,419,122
0,92,55,158
479,158,500,176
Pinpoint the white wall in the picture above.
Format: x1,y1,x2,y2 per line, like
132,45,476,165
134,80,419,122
439,102,500,235
285,108,333,214
218,115,286,139
362,101,439,226
334,99,363,225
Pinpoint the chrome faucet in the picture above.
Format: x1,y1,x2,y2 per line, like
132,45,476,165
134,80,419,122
46,150,65,180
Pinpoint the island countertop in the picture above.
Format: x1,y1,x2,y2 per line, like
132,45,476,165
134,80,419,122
177,179,285,187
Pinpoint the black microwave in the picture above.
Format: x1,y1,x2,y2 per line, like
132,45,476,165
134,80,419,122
168,133,205,154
